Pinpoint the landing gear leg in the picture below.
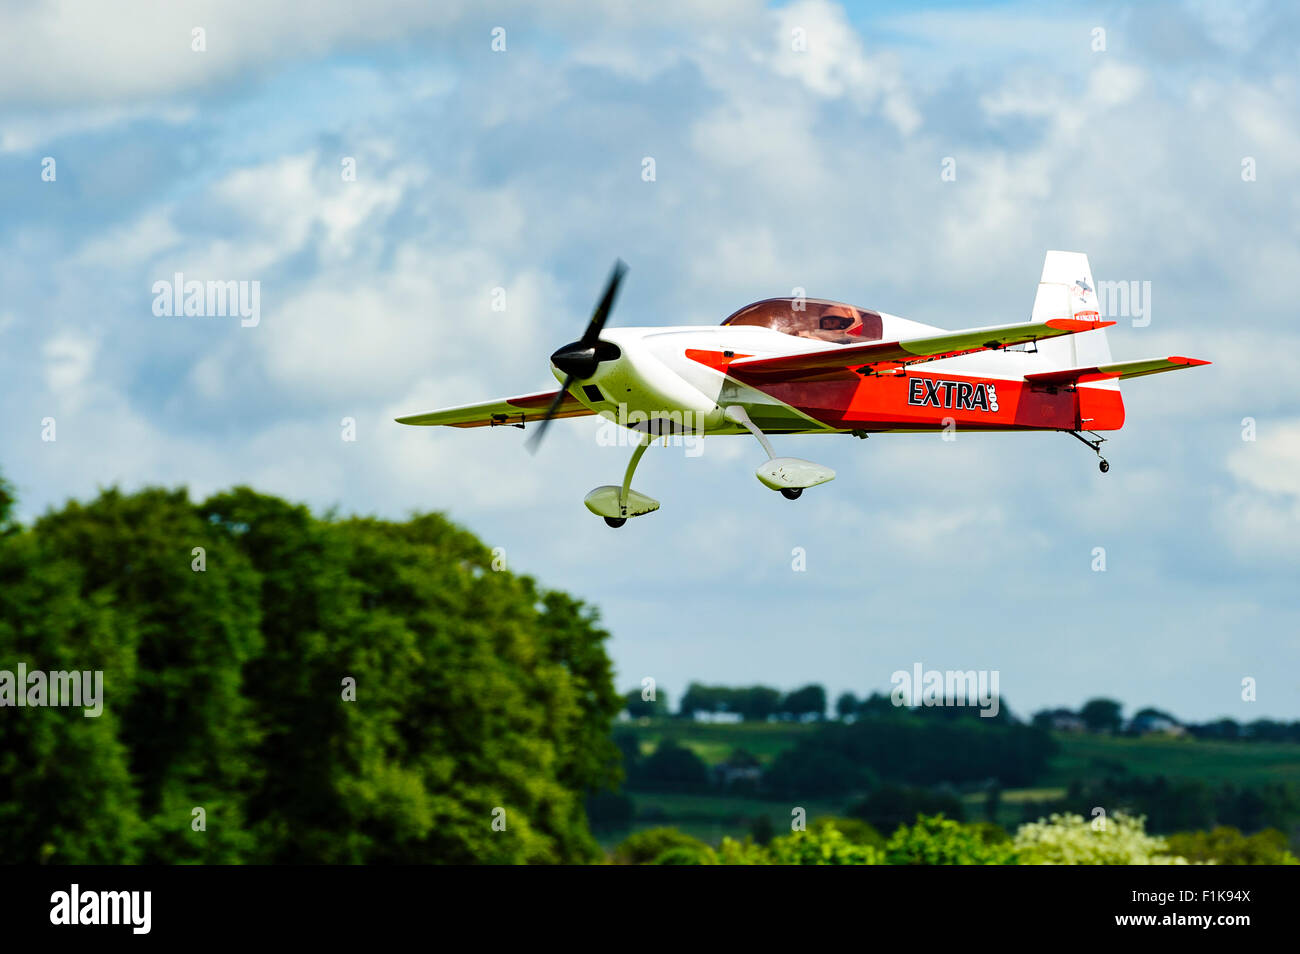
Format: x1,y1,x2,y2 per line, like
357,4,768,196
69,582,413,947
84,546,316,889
618,435,652,514
724,406,835,498
584,434,660,527
1064,429,1109,474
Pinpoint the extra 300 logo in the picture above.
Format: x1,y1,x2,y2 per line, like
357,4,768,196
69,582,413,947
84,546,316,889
907,377,1000,412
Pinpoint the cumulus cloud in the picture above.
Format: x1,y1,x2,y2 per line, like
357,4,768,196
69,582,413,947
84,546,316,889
1,0,1297,718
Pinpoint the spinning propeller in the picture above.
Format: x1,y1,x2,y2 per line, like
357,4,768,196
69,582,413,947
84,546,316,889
526,259,627,453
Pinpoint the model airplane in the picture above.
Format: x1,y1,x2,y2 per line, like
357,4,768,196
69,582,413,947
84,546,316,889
397,251,1208,527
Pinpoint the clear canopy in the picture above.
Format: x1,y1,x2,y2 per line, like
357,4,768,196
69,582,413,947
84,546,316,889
721,298,882,344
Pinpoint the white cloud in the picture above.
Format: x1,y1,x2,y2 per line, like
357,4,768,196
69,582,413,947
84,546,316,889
3,0,1300,719
42,332,96,408
768,0,920,134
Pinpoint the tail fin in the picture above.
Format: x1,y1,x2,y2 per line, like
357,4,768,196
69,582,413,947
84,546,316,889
1031,251,1115,380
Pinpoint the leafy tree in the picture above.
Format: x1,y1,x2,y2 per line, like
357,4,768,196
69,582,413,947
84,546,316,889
768,717,1056,793
584,790,634,832
631,738,710,793
1038,774,1300,836
614,827,713,864
1080,698,1124,733
0,482,622,864
764,744,877,798
612,729,642,772
1014,812,1188,864
622,687,668,719
716,835,771,864
855,691,897,719
780,684,827,720
0,528,143,863
678,683,780,720
32,488,263,863
731,686,782,721
1165,827,1299,865
984,782,1003,823
886,815,1017,865
1190,718,1241,740
849,783,966,834
810,816,885,849
766,824,883,865
835,692,859,719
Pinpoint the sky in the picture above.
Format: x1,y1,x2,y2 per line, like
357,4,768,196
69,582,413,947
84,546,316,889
2,0,1297,722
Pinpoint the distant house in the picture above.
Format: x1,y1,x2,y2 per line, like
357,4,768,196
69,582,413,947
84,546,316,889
693,710,742,724
1127,712,1186,736
712,762,762,787
1048,711,1087,732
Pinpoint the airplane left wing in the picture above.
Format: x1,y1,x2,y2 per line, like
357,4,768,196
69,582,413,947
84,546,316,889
1024,355,1210,387
395,390,594,428
725,317,1115,381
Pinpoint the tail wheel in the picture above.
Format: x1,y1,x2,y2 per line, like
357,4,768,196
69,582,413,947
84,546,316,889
780,488,803,500
1099,460,1110,473
603,517,627,528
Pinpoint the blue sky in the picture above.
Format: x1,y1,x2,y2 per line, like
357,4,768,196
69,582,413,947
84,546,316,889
2,0,1298,721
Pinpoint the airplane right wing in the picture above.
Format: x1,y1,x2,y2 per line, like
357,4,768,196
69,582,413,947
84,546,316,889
723,317,1115,382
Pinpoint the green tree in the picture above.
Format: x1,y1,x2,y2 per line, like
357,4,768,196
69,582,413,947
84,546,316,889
886,815,1017,865
622,687,668,718
0,482,622,864
849,783,966,834
32,488,263,863
0,529,142,862
1165,827,1299,865
1080,698,1124,733
632,738,710,793
1014,812,1187,864
614,827,714,864
766,824,883,865
780,684,827,720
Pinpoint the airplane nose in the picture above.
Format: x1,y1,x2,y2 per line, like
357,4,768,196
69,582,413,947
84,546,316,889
550,340,621,379
550,341,599,379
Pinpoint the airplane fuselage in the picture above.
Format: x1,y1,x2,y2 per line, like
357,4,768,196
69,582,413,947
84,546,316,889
556,319,1124,438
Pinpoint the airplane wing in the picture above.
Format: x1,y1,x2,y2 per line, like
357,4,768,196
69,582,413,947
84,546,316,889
726,317,1115,381
395,389,594,428
1024,355,1210,387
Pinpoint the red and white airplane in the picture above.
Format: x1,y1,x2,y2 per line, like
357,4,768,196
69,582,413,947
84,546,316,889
397,251,1208,527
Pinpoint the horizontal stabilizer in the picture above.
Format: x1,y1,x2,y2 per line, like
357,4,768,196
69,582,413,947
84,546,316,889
395,390,594,428
1025,355,1210,387
727,317,1115,381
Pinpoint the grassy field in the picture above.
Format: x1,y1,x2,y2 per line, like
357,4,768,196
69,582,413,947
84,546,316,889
607,719,1300,845
620,718,1300,784
596,792,842,849
622,719,821,764
1042,733,1300,786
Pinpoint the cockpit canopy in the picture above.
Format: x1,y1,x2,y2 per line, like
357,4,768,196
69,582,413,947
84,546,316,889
721,298,883,345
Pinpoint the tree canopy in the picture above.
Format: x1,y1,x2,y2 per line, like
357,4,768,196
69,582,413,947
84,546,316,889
0,484,621,864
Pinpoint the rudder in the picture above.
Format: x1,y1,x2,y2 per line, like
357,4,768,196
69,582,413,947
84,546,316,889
1031,250,1116,383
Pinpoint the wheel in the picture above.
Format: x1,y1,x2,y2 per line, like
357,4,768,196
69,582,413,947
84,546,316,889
603,516,627,528
780,487,803,500
1098,459,1110,473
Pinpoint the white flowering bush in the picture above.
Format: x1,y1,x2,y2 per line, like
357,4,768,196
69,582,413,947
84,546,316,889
1013,812,1191,865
